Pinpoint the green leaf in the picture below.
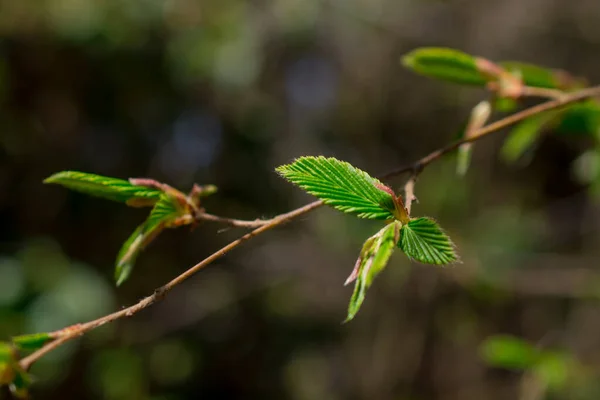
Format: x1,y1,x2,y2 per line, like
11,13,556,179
480,335,540,370
499,61,563,89
12,333,54,351
345,221,400,322
44,171,162,206
114,195,183,286
500,112,558,164
0,342,31,398
399,217,458,265
401,47,489,86
534,352,574,390
555,101,600,137
0,342,14,385
276,156,396,220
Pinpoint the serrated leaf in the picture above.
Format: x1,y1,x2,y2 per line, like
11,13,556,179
44,171,162,206
500,112,558,164
402,47,489,86
276,156,396,220
114,194,185,286
399,217,458,265
12,333,54,352
345,221,400,322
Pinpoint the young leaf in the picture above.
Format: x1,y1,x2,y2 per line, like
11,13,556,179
44,171,162,206
457,101,492,176
399,217,458,265
499,61,576,90
480,335,541,370
0,342,15,385
402,47,490,86
12,333,54,352
345,221,400,322
500,112,557,164
0,342,31,398
276,156,396,220
115,194,188,286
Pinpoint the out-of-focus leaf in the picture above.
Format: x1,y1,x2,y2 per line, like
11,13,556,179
345,221,400,322
500,112,558,164
44,171,162,206
457,101,492,176
480,335,540,370
12,333,54,352
555,101,600,137
277,156,396,220
0,342,15,385
399,217,458,265
500,61,561,89
534,352,574,390
493,97,519,113
114,195,184,286
401,47,490,86
0,342,31,398
573,149,600,185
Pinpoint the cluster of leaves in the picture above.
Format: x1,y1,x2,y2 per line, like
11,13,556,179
0,333,54,398
403,47,600,190
44,172,218,286
276,156,458,321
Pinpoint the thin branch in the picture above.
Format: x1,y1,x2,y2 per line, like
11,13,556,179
194,212,272,228
380,85,600,180
18,84,600,371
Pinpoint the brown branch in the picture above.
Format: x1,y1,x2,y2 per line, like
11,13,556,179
380,85,600,180
18,84,600,371
194,212,272,228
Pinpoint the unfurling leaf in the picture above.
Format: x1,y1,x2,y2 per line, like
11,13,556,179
276,156,397,220
399,217,458,265
115,194,186,286
480,335,541,370
500,112,557,164
345,221,400,322
402,47,490,86
12,333,54,352
457,101,492,176
44,171,162,206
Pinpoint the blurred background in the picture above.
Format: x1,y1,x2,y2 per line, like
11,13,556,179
2,0,600,399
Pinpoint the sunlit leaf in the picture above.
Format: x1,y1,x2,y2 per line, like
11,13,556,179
399,217,458,265
345,221,400,322
276,156,396,219
480,335,540,370
402,47,492,86
500,112,558,164
114,194,185,286
44,171,162,206
12,333,54,352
